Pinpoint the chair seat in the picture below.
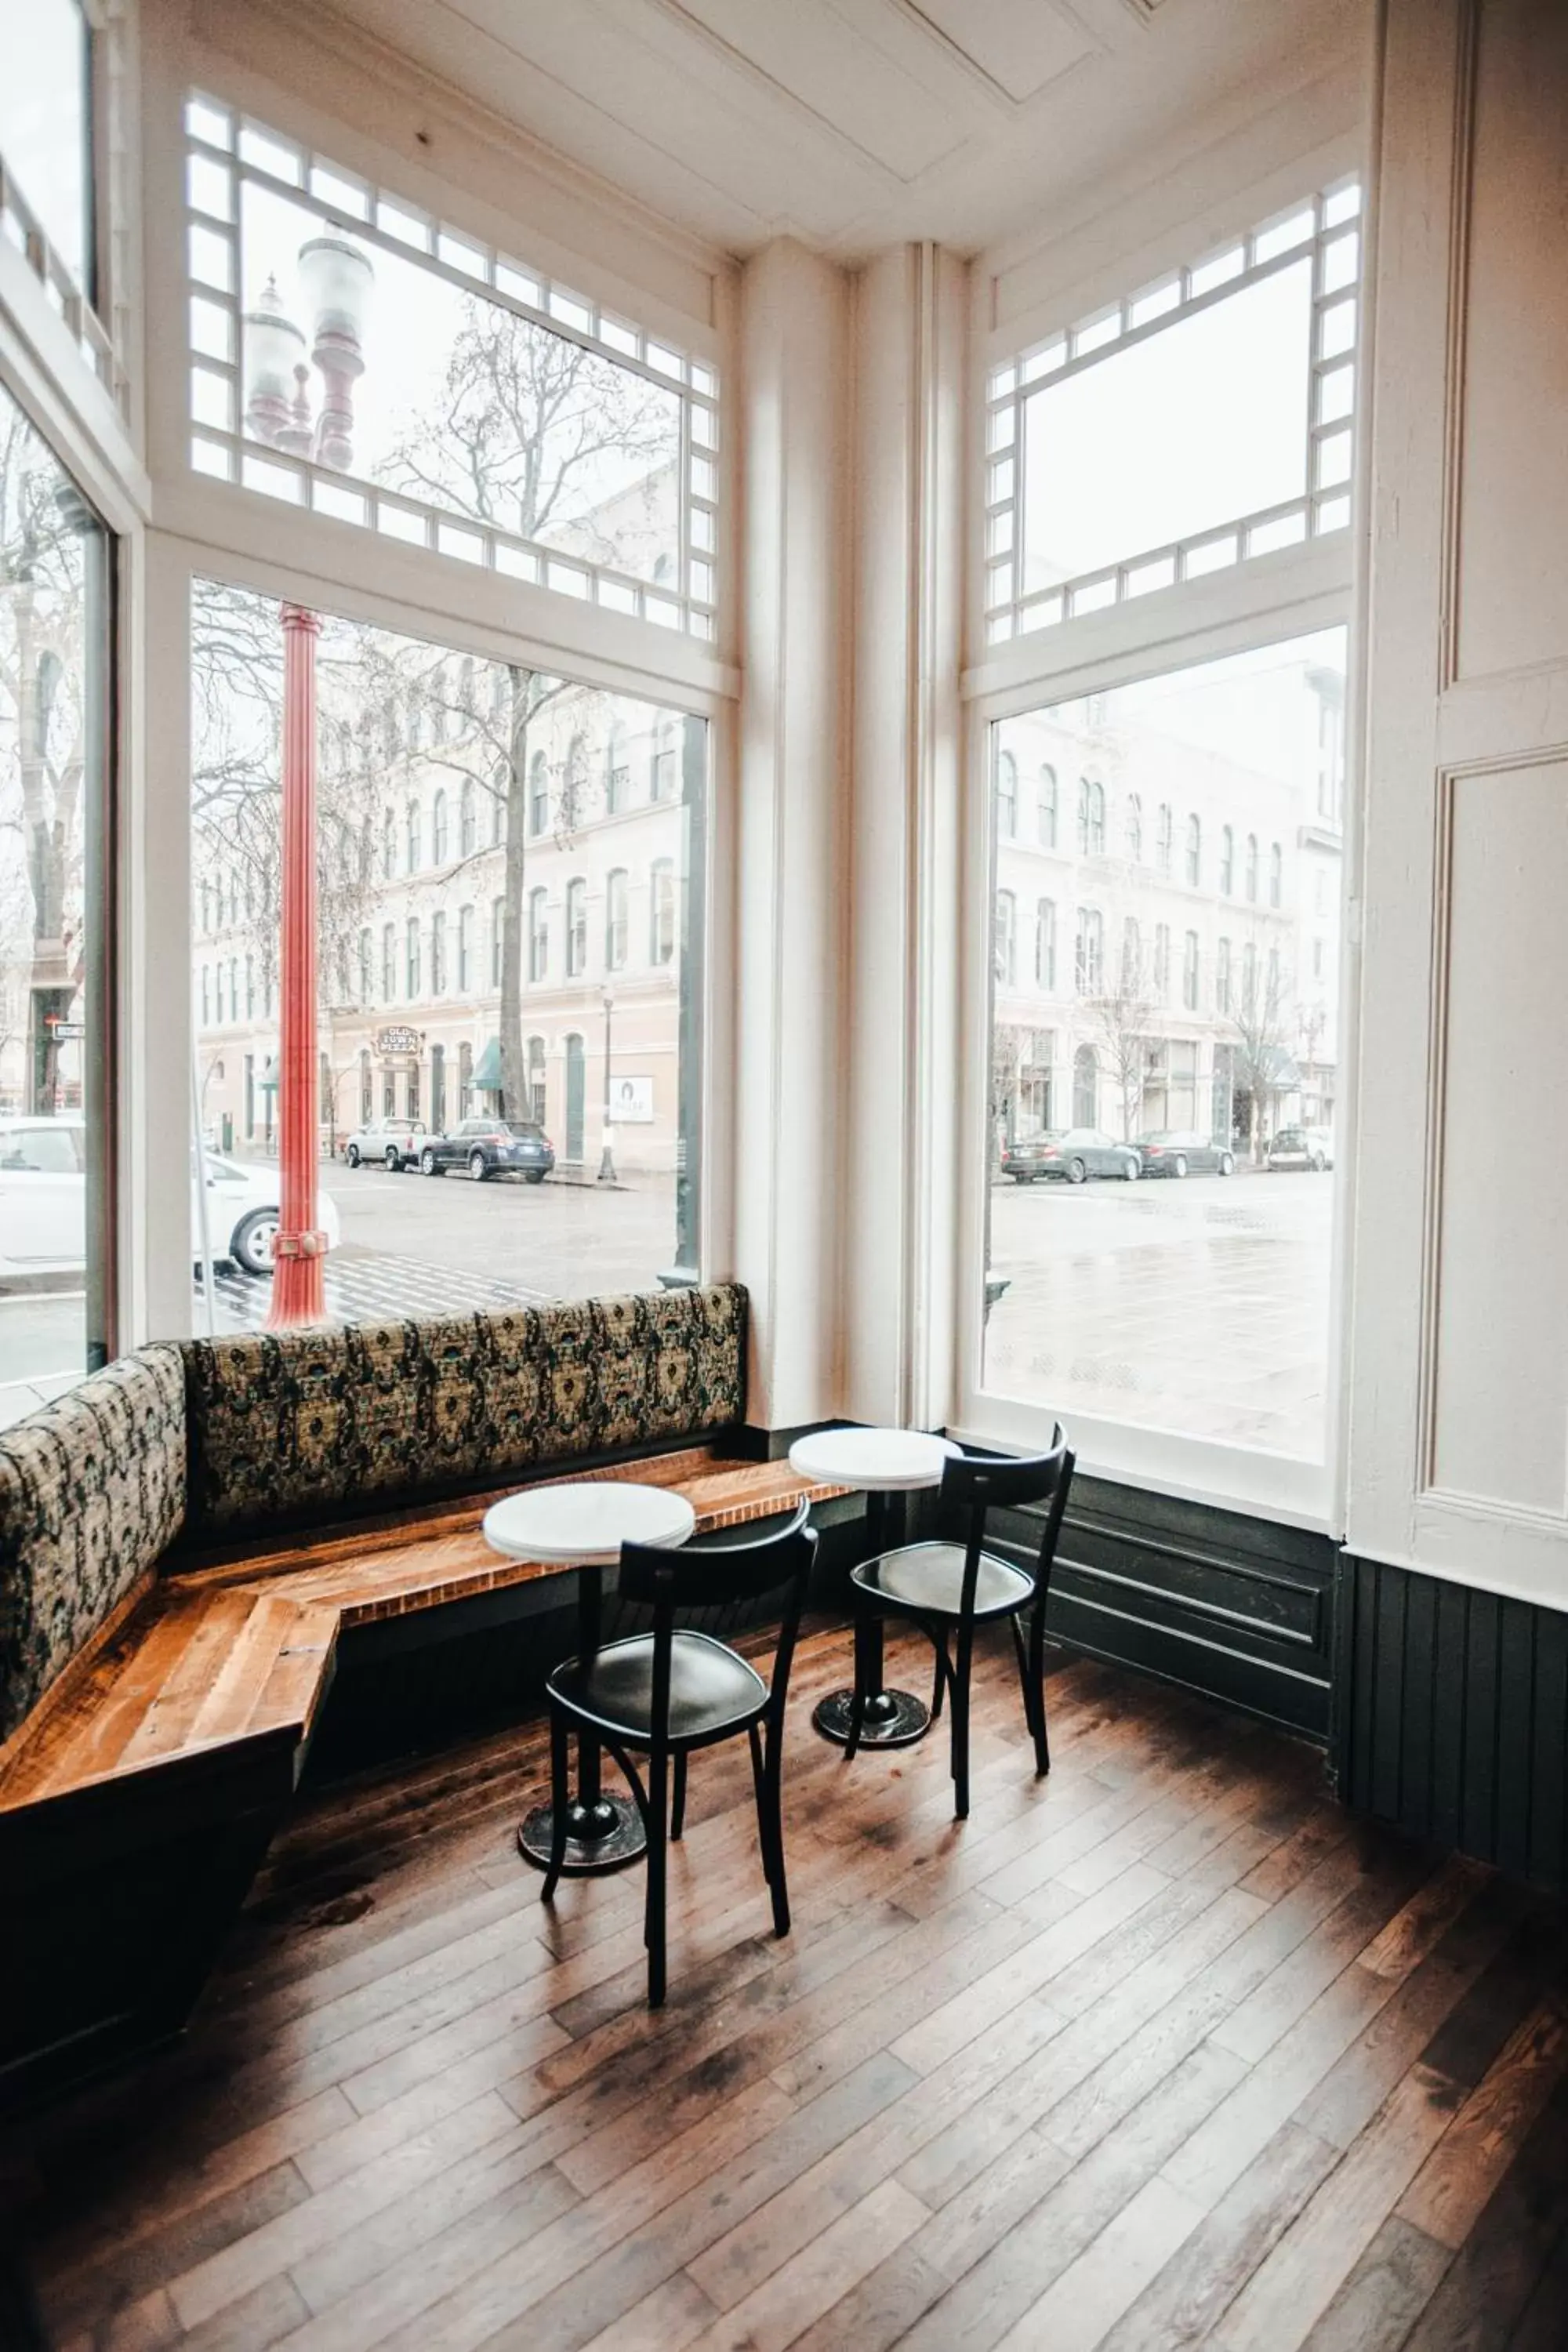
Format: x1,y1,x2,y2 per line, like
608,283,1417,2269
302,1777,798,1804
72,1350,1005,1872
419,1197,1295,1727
547,1630,768,1744
851,1540,1036,1621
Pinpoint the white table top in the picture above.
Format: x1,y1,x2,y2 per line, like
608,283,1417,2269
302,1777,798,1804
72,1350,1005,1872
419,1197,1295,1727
787,1425,960,1494
482,1479,697,1566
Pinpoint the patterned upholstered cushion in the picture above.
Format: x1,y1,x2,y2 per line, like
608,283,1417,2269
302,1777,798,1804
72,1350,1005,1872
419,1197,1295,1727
181,1283,747,1544
0,1347,188,1740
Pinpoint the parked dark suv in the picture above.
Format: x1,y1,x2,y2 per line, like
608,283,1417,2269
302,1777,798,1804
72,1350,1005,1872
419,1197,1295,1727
419,1117,556,1183
1136,1130,1236,1178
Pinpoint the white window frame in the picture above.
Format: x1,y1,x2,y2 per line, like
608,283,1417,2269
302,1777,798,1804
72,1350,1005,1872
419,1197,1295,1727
956,132,1368,1534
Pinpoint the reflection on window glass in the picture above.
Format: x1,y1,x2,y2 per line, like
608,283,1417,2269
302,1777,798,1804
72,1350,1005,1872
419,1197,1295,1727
0,384,111,1428
983,629,1347,1462
189,581,706,1324
0,0,92,290
1023,264,1312,593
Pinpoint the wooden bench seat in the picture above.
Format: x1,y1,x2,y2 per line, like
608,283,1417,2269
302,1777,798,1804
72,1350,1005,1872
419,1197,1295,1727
0,1447,842,1817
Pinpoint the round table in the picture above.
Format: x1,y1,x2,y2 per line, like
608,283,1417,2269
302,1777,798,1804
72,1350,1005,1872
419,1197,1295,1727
484,1479,696,1875
787,1426,960,1748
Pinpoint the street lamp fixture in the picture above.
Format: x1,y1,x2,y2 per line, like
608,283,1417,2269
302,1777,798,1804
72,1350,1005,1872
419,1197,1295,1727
598,986,616,1184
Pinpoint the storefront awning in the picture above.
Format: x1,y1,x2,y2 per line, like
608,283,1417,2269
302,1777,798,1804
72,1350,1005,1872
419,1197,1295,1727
470,1036,503,1091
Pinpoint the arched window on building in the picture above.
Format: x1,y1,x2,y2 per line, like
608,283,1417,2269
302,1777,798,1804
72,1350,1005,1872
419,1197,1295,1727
406,800,422,873
432,789,448,865
458,1040,473,1119
996,750,1018,839
650,861,675,966
1122,916,1142,991
528,887,549,982
1269,842,1283,907
1245,833,1259,901
1074,907,1104,995
358,928,372,1002
1089,782,1106,855
383,808,397,879
605,869,629,970
1073,1044,1098,1127
1185,814,1202,887
527,1035,546,1124
457,904,474,993
528,749,549,837
1216,937,1232,1014
430,910,447,995
1182,930,1200,1009
652,720,679,802
382,924,395,1000
492,898,506,987
566,878,587,975
1153,922,1171,998
459,778,477,858
1037,764,1058,849
994,890,1017,986
1242,941,1258,1011
1219,825,1234,895
1034,898,1056,989
606,723,630,814
1156,804,1173,875
1125,794,1142,863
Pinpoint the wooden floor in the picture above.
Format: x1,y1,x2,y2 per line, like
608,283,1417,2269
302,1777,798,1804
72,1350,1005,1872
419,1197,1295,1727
8,1624,1568,2352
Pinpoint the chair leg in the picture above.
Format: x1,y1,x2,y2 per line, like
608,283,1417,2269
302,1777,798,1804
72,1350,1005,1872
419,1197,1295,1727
748,1720,774,1888
645,1743,669,2007
1028,1597,1051,1776
671,1750,688,1842
951,1621,975,1820
1010,1612,1037,1746
930,1629,947,1722
540,1707,571,1904
763,1719,790,1939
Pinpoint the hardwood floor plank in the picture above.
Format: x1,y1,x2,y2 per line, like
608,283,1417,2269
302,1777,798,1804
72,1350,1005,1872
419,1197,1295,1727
1396,1998,1568,2249
681,2180,928,2352
992,2174,1207,2352
1296,2215,1455,2352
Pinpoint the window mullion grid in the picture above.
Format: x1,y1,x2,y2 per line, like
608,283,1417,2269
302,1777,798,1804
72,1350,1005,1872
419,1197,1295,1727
0,154,127,412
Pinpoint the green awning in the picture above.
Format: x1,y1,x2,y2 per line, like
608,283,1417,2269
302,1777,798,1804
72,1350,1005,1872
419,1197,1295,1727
470,1036,503,1091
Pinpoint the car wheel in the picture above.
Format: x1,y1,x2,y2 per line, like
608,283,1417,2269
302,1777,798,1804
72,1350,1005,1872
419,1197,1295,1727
1123,1156,1140,1180
1067,1157,1087,1185
1173,1155,1189,1179
1218,1152,1235,1177
526,1171,546,1185
231,1208,278,1279
345,1145,360,1169
420,1146,441,1177
1010,1172,1029,1184
384,1146,401,1171
468,1151,489,1181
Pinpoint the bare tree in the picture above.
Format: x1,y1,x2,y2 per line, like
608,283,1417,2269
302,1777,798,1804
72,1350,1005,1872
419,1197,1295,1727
1229,933,1297,1162
1087,950,1157,1143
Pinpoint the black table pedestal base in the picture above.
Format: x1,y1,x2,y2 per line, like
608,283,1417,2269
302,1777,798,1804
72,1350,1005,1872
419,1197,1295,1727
813,1686,931,1749
517,1793,646,1875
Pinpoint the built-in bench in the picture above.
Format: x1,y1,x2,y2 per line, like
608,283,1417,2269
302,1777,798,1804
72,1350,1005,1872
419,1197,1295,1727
0,1283,845,2113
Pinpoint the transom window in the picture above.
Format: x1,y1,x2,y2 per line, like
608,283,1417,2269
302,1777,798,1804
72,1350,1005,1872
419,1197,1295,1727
983,180,1360,643
182,94,720,639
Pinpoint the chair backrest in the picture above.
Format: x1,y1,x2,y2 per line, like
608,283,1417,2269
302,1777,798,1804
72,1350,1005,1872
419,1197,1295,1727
940,1433,1075,1623
618,1499,817,1732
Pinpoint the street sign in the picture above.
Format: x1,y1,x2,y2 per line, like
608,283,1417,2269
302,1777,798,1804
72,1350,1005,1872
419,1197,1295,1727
45,1020,85,1040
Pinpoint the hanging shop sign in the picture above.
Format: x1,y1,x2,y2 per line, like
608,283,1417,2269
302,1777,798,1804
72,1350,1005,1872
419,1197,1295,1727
375,1025,421,1058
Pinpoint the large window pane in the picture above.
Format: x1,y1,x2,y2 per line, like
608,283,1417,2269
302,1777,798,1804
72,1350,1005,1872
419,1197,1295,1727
190,583,704,1327
982,629,1347,1462
0,384,112,1427
0,0,93,291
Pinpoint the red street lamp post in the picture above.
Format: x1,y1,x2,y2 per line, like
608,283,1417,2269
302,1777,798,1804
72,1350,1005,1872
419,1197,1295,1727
243,232,373,1327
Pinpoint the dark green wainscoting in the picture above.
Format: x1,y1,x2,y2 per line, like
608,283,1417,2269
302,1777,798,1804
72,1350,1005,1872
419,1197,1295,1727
965,1472,1338,1743
1331,1553,1568,1896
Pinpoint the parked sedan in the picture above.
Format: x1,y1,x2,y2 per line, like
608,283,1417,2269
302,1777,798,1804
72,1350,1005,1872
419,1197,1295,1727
1267,1125,1334,1172
419,1116,556,1183
1001,1128,1141,1184
1137,1129,1236,1178
0,1115,340,1279
343,1116,426,1171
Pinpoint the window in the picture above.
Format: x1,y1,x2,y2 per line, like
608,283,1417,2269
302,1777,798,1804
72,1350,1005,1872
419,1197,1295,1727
993,891,1017,987
430,790,448,865
527,1036,546,1125
1156,804,1172,876
650,860,676,966
528,750,549,837
528,887,549,982
406,800,422,873
458,1040,473,1118
606,724,630,815
1073,907,1103,995
489,897,505,988
1269,842,1283,907
652,720,679,803
201,967,211,1023
383,808,397,878
382,923,395,998
605,869,628,970
358,928,372,1000
981,631,1348,1474
1182,931,1200,1010
407,1066,420,1122
245,955,256,1016
430,910,447,995
983,180,1361,641
457,904,474,993
0,0,94,292
405,917,421,998
185,96,717,636
1037,764,1058,848
1076,779,1105,857
566,880,587,976
1124,795,1142,863
1034,898,1056,989
996,751,1018,839
227,957,238,1025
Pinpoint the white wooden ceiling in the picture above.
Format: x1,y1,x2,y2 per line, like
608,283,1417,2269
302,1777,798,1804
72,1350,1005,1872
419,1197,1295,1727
313,0,1364,260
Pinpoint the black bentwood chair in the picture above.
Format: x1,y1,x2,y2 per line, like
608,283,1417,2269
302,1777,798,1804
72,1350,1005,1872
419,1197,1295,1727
540,1502,818,2006
846,1437,1074,1819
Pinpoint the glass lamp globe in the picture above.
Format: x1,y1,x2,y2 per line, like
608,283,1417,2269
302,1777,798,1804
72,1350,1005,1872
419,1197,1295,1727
242,277,307,426
298,234,375,351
